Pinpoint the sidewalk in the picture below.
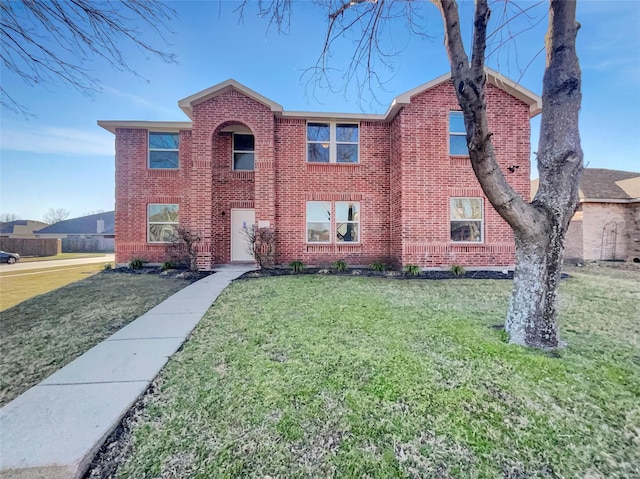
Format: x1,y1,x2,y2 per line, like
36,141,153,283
0,266,253,479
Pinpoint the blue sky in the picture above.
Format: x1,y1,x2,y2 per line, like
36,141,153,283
1,0,639,221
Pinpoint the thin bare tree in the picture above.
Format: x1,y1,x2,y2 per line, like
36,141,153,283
0,0,177,113
0,213,21,222
242,0,582,350
42,207,70,224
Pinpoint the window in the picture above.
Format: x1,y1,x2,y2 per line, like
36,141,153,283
307,122,359,163
450,198,483,242
148,204,179,243
336,201,359,242
449,112,468,156
149,132,179,169
306,201,360,243
233,133,255,171
306,201,331,243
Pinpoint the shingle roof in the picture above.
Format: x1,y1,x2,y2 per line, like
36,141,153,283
34,211,114,235
531,168,640,201
577,168,639,200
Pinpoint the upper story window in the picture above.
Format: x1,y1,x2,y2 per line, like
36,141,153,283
450,197,483,242
149,132,179,169
307,122,359,163
233,133,255,171
449,112,468,156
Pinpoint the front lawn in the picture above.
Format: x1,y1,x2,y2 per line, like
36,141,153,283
0,263,107,311
90,266,639,478
0,272,192,406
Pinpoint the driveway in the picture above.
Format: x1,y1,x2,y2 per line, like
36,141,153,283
0,254,115,273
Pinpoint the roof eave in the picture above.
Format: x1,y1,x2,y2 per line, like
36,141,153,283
97,120,192,134
178,79,284,120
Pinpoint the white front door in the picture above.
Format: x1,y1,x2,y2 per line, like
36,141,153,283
231,208,255,262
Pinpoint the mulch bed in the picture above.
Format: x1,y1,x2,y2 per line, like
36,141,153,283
239,267,523,280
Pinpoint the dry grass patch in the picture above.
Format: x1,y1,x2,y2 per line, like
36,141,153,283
0,263,106,311
89,267,639,478
0,272,192,406
20,253,109,263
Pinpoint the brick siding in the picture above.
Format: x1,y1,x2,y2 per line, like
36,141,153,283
113,79,532,269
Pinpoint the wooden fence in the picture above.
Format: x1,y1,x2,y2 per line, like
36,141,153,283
0,238,61,257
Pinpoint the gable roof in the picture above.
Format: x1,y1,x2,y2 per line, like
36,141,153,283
34,211,115,236
178,79,284,120
99,68,542,131
531,168,640,203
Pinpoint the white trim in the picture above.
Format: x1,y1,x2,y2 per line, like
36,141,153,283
306,121,360,164
148,131,179,170
450,197,484,243
147,204,179,244
448,111,468,157
97,121,191,134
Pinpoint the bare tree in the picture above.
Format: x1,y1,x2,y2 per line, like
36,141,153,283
43,207,70,224
0,0,176,113
244,0,582,350
83,209,106,216
0,213,21,222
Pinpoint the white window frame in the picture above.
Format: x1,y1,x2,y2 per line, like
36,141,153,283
147,204,179,244
306,122,359,164
305,201,361,244
335,201,360,243
449,111,468,156
232,133,255,171
306,201,332,244
450,197,484,243
148,131,179,169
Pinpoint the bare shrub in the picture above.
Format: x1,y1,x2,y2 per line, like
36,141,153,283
242,226,276,270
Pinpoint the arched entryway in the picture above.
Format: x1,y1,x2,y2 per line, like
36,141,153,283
211,121,256,263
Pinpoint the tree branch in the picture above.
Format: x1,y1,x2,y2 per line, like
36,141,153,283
435,0,542,235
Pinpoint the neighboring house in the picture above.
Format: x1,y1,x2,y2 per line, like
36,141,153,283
0,220,48,238
531,169,640,262
99,68,540,270
34,211,115,252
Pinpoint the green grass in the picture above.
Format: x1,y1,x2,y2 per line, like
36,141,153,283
0,272,191,406
0,263,108,310
94,268,639,478
19,253,110,262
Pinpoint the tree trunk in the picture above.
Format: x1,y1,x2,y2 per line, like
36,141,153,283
506,221,566,349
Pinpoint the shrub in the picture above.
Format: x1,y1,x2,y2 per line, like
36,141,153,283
289,260,306,273
450,264,465,277
161,261,175,272
404,264,421,276
332,259,348,272
369,262,386,272
128,258,146,270
103,263,113,271
242,226,276,270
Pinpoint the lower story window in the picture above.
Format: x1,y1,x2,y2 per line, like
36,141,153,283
450,197,483,242
148,204,179,243
306,201,360,243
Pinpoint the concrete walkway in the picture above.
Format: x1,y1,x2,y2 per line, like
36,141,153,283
0,266,254,479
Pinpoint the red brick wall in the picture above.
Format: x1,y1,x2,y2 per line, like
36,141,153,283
114,128,190,264
274,118,392,266
113,80,532,269
394,81,531,267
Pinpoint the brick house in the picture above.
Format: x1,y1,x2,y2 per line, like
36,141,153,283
99,68,540,270
532,169,640,262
